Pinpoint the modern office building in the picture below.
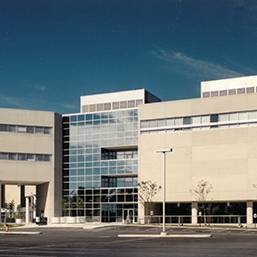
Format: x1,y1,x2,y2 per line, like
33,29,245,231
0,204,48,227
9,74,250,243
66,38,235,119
62,89,160,223
2,75,257,226
0,109,62,223
139,75,257,226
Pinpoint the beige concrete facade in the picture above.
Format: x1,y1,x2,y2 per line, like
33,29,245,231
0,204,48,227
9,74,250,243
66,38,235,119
0,108,62,222
139,93,257,224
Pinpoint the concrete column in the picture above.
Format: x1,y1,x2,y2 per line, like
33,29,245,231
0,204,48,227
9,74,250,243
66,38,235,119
25,197,30,224
138,204,145,224
191,202,198,225
33,196,36,220
247,201,253,227
0,184,1,224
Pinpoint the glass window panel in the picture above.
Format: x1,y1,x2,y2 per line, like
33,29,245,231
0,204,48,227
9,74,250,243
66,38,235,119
183,117,192,125
247,87,254,94
210,91,218,97
103,103,111,110
202,92,210,98
26,126,34,133
140,121,149,129
128,100,135,108
120,101,127,109
136,99,143,106
89,104,96,112
97,104,104,111
112,102,119,110
219,90,227,96
174,118,183,126
149,120,157,127
27,154,35,161
17,126,27,133
0,124,8,131
219,114,229,122
229,112,238,121
210,114,219,123
228,89,236,95
166,119,175,126
9,153,17,160
18,154,26,161
238,112,248,121
237,88,245,94
201,115,210,124
70,116,77,122
249,111,257,120
157,119,166,127
0,153,8,160
192,116,201,124
35,127,44,134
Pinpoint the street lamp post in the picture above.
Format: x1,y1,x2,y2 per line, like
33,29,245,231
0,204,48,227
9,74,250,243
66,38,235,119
156,148,173,236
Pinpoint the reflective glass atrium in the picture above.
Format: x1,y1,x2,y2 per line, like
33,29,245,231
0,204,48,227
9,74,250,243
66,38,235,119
62,109,139,222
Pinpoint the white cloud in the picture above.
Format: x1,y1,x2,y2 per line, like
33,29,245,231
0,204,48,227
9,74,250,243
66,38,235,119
152,47,243,79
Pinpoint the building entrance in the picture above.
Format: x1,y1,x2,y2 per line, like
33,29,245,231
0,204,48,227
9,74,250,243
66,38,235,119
122,209,134,224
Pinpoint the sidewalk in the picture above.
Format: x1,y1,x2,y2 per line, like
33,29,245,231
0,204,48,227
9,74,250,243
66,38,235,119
12,222,257,232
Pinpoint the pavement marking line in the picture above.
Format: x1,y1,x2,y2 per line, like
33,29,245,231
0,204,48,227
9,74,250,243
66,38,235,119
0,231,41,235
118,234,212,238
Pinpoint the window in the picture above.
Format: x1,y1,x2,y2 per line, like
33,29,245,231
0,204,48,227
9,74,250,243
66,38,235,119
238,112,248,121
140,121,149,129
183,117,192,125
44,127,51,134
135,99,143,106
201,116,210,124
157,119,167,127
228,89,236,95
192,116,201,125
210,114,219,123
237,88,245,94
128,100,135,108
247,87,254,94
17,126,27,133
202,92,210,98
120,101,127,109
0,124,8,131
35,127,44,134
112,102,119,110
9,125,16,132
219,114,229,122
211,91,218,97
249,111,257,120
174,118,183,126
18,154,26,161
219,90,227,96
96,104,104,111
27,126,34,133
229,113,238,121
103,103,111,110
0,153,8,160
166,119,175,126
89,104,96,112
82,105,89,113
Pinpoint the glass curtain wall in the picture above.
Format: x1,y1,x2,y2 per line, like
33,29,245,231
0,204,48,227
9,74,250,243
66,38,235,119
62,109,138,222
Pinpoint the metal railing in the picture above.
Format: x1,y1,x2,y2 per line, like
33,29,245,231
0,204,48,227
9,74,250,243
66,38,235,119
144,215,247,225
144,215,191,224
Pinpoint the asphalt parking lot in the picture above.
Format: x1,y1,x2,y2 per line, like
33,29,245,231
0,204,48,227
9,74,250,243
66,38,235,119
1,226,257,256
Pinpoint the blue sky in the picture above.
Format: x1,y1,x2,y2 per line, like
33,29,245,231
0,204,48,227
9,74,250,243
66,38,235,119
0,0,257,113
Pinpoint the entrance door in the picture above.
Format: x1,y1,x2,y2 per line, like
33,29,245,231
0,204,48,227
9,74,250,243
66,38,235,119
123,209,134,224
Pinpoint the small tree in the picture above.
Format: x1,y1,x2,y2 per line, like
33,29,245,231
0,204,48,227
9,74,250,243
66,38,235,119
190,180,212,225
138,180,161,223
